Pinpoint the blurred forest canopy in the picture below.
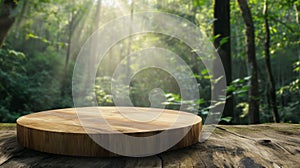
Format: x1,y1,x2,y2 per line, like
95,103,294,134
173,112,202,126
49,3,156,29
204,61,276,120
0,0,299,124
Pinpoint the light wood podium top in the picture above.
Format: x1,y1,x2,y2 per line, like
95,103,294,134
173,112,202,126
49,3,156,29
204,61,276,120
17,106,201,134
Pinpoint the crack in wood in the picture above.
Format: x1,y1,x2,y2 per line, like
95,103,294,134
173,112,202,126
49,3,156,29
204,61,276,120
156,154,164,168
215,126,256,141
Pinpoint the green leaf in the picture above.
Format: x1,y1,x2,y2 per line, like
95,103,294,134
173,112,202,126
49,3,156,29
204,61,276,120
201,69,208,75
26,33,39,40
192,74,202,79
232,78,243,83
219,37,229,47
196,99,205,105
192,0,203,7
204,75,212,79
221,116,232,123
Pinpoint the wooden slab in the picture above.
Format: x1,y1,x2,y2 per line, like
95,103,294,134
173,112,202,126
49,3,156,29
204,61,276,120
16,107,202,157
2,124,300,167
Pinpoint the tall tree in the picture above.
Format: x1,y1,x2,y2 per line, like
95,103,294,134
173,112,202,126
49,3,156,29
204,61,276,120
295,3,300,27
61,5,77,96
60,1,92,96
237,0,260,124
126,0,134,77
294,2,300,77
263,0,280,123
0,0,17,48
83,0,102,91
213,0,233,123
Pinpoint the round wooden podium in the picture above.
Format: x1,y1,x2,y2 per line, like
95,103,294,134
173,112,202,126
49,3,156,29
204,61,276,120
17,107,202,157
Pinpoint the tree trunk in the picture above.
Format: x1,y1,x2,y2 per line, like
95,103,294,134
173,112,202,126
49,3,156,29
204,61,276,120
13,0,28,38
295,3,300,27
0,0,17,48
60,1,87,96
294,3,300,77
213,0,233,123
83,0,102,92
94,0,102,30
60,10,75,97
237,0,260,124
263,0,280,123
126,0,134,77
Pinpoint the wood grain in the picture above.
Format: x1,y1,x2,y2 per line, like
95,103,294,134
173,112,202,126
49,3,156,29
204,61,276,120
16,107,202,157
1,124,299,167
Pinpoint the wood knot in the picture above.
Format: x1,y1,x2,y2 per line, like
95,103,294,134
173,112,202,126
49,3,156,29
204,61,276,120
257,139,272,146
262,139,271,143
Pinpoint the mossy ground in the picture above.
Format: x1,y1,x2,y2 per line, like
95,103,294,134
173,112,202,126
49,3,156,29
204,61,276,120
0,123,16,130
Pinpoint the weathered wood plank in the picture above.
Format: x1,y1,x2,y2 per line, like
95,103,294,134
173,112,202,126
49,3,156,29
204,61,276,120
0,124,299,168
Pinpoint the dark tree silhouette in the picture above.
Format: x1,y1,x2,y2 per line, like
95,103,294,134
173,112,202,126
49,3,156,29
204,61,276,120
0,0,17,48
213,0,233,123
263,0,280,123
237,0,260,124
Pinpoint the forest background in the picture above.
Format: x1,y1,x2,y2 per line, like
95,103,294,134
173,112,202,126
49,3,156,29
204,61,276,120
0,0,299,124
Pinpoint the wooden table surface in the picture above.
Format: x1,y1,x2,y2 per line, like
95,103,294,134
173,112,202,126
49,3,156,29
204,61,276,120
1,123,299,168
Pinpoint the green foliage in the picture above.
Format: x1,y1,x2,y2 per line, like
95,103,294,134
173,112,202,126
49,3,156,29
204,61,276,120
85,77,114,106
275,61,300,123
192,0,205,7
0,0,299,124
278,61,300,94
163,92,233,124
0,45,68,122
227,76,251,98
279,101,300,123
0,47,28,122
